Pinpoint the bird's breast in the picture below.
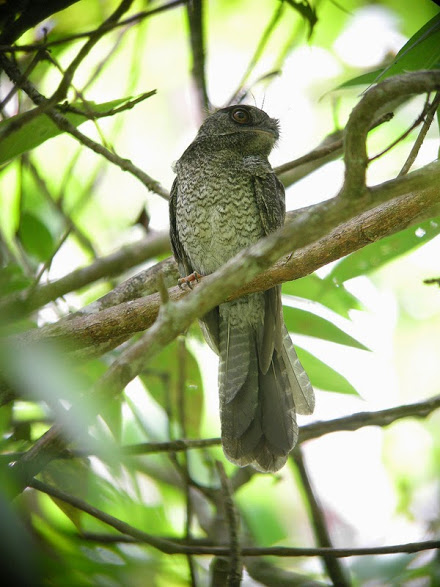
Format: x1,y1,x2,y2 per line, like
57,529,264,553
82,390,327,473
176,167,264,275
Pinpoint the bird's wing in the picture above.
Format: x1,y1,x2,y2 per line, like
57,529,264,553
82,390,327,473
253,173,285,373
169,178,192,276
169,177,220,353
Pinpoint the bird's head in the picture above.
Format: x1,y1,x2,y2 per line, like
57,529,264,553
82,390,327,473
194,105,280,157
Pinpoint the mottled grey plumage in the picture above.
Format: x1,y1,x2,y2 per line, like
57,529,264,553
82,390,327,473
170,105,314,472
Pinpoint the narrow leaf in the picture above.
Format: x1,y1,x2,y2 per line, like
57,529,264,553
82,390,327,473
282,274,362,318
335,13,440,91
0,94,154,165
283,306,369,350
17,211,54,262
330,216,440,283
295,346,359,395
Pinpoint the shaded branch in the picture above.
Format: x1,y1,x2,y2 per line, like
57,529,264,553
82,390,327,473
0,0,188,53
215,461,242,586
399,91,440,176
24,479,440,559
0,230,170,317
293,448,350,586
0,54,170,200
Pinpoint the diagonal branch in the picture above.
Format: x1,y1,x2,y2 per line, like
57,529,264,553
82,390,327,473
0,55,169,200
13,166,440,352
24,479,440,559
0,230,170,317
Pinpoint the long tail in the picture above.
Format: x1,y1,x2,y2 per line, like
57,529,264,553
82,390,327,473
218,301,314,473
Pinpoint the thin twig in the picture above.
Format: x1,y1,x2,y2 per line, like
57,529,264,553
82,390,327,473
215,462,242,586
24,479,440,559
293,448,350,586
0,54,170,199
0,0,188,53
177,337,198,586
398,92,440,176
369,96,431,163
424,277,440,287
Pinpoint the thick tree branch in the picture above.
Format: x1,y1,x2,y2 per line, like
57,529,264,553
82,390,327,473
0,230,170,317
341,70,440,198
15,168,439,351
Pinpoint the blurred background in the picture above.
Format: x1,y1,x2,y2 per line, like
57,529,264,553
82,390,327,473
0,0,439,585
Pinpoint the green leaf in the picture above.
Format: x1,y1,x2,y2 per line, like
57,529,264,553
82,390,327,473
337,13,440,91
41,458,90,531
376,13,440,80
0,264,31,296
282,274,362,318
0,94,154,166
285,0,317,38
283,306,368,350
17,211,54,262
295,346,359,395
330,216,440,283
335,68,385,90
140,339,204,437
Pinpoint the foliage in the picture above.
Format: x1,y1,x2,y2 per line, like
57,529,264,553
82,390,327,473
0,1,439,586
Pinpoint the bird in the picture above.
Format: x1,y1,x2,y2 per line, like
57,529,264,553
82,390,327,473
169,105,314,472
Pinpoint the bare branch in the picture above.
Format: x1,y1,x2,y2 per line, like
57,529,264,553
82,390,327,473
399,91,440,176
216,461,242,586
23,479,440,559
0,230,170,317
14,164,439,352
276,111,393,187
0,0,188,53
0,54,170,199
341,70,440,198
293,448,350,586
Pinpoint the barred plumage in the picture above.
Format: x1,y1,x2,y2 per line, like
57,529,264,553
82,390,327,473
170,105,314,472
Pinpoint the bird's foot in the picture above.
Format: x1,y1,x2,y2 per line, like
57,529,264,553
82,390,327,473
178,271,202,289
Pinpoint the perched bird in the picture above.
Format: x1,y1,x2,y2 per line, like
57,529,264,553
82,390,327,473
170,105,314,472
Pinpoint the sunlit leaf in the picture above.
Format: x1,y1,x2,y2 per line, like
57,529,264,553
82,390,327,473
336,13,440,90
282,274,362,318
283,306,368,350
17,211,54,262
295,346,359,395
330,216,440,283
0,94,155,166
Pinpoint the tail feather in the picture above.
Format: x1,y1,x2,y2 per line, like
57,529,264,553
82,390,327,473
281,325,315,415
219,314,307,473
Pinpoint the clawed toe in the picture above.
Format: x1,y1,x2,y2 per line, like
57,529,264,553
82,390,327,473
178,271,202,289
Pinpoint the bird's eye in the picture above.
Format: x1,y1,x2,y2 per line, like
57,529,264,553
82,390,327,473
231,108,251,124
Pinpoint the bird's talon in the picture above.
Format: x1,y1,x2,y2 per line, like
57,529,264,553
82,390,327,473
178,271,202,289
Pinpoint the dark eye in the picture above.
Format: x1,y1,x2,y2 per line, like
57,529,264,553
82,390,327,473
231,108,251,124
